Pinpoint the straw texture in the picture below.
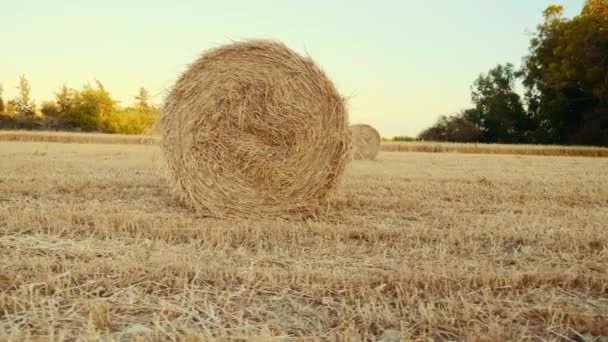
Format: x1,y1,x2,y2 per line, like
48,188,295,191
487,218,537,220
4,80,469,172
160,40,351,217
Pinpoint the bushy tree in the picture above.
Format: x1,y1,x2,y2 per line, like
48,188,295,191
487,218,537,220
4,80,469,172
471,64,533,143
0,84,5,115
419,109,482,142
392,136,418,142
104,108,156,134
55,85,76,113
419,4,608,146
103,86,158,134
1,79,159,133
14,75,36,117
5,100,17,116
40,101,60,118
134,86,151,113
420,63,530,144
582,0,608,16
59,81,116,131
521,4,608,145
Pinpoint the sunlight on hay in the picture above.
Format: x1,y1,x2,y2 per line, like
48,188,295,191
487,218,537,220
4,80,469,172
159,40,351,217
350,124,381,160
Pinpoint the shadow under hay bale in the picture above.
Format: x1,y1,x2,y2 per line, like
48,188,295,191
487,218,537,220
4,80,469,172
350,124,381,160
159,40,352,217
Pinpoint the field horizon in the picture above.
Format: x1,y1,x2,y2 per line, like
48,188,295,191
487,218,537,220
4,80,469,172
2,130,608,158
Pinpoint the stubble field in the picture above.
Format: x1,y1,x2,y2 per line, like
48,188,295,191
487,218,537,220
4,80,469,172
1,140,607,341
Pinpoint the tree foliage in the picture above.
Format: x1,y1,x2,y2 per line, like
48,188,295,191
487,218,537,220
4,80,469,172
55,85,75,113
0,84,4,114
134,86,151,113
582,0,608,16
471,64,532,143
522,3,608,145
420,4,608,146
0,79,158,134
40,101,60,118
419,64,529,143
419,109,482,143
14,75,36,117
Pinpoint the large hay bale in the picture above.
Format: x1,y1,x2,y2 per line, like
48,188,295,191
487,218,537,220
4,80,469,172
160,40,351,217
350,124,381,160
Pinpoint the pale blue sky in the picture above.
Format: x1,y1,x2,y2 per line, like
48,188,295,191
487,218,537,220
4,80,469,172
1,0,585,137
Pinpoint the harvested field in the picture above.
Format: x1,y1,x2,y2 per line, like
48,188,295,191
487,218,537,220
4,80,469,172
0,130,157,145
381,141,608,158
1,141,607,340
2,130,608,158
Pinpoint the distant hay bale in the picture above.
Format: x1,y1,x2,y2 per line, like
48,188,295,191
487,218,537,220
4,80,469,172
350,124,381,160
159,40,351,217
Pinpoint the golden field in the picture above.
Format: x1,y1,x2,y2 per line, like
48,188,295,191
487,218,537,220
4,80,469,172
2,130,608,158
1,140,607,341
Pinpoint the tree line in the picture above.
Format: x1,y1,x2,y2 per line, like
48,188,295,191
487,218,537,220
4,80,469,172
419,1,608,146
0,76,158,134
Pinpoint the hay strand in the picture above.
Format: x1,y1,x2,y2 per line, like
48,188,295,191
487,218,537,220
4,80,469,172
159,40,351,217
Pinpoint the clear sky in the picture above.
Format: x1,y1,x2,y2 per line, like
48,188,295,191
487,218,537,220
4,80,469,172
1,0,585,137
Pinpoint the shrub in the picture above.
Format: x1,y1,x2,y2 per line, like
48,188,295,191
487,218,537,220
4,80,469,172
393,136,418,142
103,109,157,134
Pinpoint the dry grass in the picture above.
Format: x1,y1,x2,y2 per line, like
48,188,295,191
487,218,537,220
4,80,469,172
3,130,608,159
382,141,608,157
1,141,607,341
0,130,156,145
159,40,351,217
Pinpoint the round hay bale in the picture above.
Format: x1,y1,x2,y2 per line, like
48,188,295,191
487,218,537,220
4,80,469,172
350,124,381,160
160,40,351,217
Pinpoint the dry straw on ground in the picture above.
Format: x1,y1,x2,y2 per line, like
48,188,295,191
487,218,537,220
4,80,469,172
381,140,608,157
350,124,381,160
0,130,157,145
159,40,351,217
2,142,608,340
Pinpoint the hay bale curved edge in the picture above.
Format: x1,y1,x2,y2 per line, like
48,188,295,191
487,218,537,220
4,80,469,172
350,124,381,160
159,40,352,217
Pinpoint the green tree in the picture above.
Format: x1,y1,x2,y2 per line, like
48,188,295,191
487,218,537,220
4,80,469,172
392,136,418,142
418,110,482,143
5,100,17,116
0,83,4,114
40,100,60,118
471,64,533,143
104,87,158,134
104,108,156,134
420,64,533,144
582,0,608,16
14,75,36,116
55,84,75,113
60,81,116,131
522,4,608,145
134,86,151,113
